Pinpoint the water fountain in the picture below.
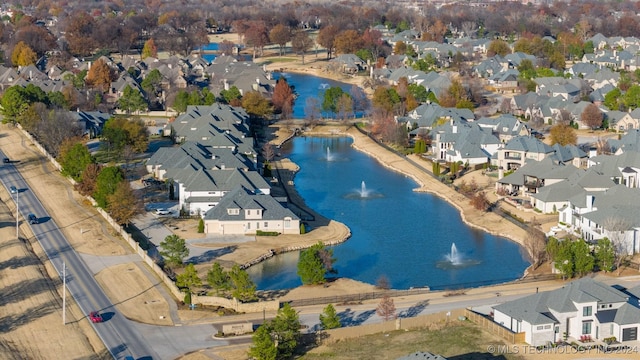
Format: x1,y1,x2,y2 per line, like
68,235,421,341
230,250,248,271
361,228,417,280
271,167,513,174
359,181,370,198
326,147,334,161
446,243,462,265
319,83,330,89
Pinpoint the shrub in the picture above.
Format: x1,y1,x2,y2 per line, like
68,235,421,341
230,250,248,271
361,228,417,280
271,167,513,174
256,230,280,236
300,223,306,234
197,218,205,233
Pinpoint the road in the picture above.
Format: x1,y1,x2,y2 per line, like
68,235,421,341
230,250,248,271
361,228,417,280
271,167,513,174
0,151,158,360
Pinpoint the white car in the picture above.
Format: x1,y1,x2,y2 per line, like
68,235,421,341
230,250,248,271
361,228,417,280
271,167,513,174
155,208,171,215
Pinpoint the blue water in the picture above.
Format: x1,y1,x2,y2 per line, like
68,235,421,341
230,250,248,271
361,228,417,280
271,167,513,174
200,43,218,63
273,72,365,119
246,137,529,290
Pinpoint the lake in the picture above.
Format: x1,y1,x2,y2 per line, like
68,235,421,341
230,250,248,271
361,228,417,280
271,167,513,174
246,136,529,290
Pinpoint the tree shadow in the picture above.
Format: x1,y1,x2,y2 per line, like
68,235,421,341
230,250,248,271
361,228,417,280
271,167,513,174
338,308,376,326
398,300,429,318
257,288,291,301
448,352,507,360
0,254,41,272
0,277,60,307
0,299,58,333
186,245,237,264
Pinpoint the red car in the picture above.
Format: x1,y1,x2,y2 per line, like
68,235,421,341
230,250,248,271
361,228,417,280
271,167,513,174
89,311,103,323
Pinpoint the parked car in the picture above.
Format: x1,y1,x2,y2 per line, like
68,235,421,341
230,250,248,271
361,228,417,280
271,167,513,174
155,208,171,215
3,157,9,163
27,213,38,224
9,186,17,194
89,311,103,323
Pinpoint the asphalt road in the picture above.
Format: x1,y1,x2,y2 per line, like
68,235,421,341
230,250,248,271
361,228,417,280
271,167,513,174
0,151,158,360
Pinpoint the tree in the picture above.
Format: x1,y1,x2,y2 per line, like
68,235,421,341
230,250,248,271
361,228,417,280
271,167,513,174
572,239,594,277
291,31,313,65
335,94,353,121
242,91,273,120
0,84,46,121
487,39,512,57
317,25,339,59
248,323,277,360
107,182,142,226
376,295,396,322
11,41,37,66
245,21,269,59
376,275,391,290
272,78,294,119
218,40,235,56
76,163,102,196
604,87,622,111
197,218,205,233
93,166,124,208
470,192,490,211
262,142,275,164
229,264,257,302
220,86,242,105
595,238,615,273
160,234,189,268
549,124,577,146
304,97,322,122
271,303,300,359
85,59,116,92
322,86,347,115
522,226,546,270
207,262,230,295
319,304,341,330
176,263,202,305
297,242,336,285
334,30,364,55
118,85,147,114
59,142,94,182
141,38,158,59
269,24,291,56
64,12,97,56
554,239,575,279
102,117,149,155
604,218,632,275
623,85,640,110
581,103,603,130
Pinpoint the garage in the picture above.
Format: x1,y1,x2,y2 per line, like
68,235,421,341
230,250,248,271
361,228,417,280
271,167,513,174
623,327,638,341
221,223,244,235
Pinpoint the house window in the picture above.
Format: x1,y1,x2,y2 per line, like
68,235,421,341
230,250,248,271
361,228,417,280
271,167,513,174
227,208,239,215
583,306,592,316
247,210,251,215
256,222,259,229
537,326,544,330
544,325,551,329
247,222,251,229
582,321,592,334
264,222,268,228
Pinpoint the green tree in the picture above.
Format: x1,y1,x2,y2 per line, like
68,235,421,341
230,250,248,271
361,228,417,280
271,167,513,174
207,262,231,295
408,83,428,102
59,142,94,181
572,239,594,277
118,85,147,114
197,218,205,233
47,91,69,109
229,264,257,302
141,69,163,97
595,238,615,272
0,85,46,121
271,303,300,359
176,263,202,304
93,166,124,208
159,234,189,268
102,117,149,155
248,323,277,360
487,39,512,57
220,86,242,104
624,85,640,110
554,239,575,279
322,86,346,114
604,87,622,111
297,242,336,285
319,304,341,330
172,90,190,113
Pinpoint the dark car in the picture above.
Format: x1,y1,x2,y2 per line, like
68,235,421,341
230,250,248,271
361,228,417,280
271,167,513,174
3,158,9,163
89,311,103,323
9,185,17,194
28,213,38,224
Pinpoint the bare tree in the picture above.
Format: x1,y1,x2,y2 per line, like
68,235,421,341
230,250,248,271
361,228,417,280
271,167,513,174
262,142,275,163
376,275,390,290
604,217,632,275
522,223,547,270
596,138,612,155
376,295,396,322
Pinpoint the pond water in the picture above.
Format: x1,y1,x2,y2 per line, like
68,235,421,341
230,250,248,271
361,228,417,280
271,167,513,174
246,137,529,290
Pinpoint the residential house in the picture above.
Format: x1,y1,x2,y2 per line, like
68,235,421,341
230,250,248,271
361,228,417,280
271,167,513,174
496,156,580,198
203,186,300,235
329,54,367,74
70,110,111,138
430,120,500,166
402,103,474,135
493,277,640,346
607,129,640,154
476,114,530,143
494,136,555,171
605,110,636,132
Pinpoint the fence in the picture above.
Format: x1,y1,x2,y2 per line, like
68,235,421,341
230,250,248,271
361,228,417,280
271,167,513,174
287,287,431,307
465,308,525,344
17,126,280,314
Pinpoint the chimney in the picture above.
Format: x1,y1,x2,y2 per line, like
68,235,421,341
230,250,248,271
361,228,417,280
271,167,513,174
252,83,258,91
256,77,260,84
223,79,229,91
498,166,504,180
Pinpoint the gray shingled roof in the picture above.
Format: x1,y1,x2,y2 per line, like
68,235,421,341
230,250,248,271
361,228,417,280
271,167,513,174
203,186,299,221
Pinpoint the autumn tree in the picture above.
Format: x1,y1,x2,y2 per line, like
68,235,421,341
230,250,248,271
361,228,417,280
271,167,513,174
581,103,603,129
291,30,313,64
470,192,490,211
272,78,295,119
269,24,291,56
334,30,364,55
242,91,273,120
549,124,577,146
158,235,188,270
141,38,158,59
107,182,143,226
64,12,97,56
11,41,37,66
487,39,512,57
317,24,339,59
85,59,116,92
362,28,384,61
245,21,269,59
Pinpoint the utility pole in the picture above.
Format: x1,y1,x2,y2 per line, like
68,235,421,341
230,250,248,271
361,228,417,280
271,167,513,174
15,190,19,239
63,262,66,325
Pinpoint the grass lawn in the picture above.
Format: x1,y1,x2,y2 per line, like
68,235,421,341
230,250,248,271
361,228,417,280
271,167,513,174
300,321,524,360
